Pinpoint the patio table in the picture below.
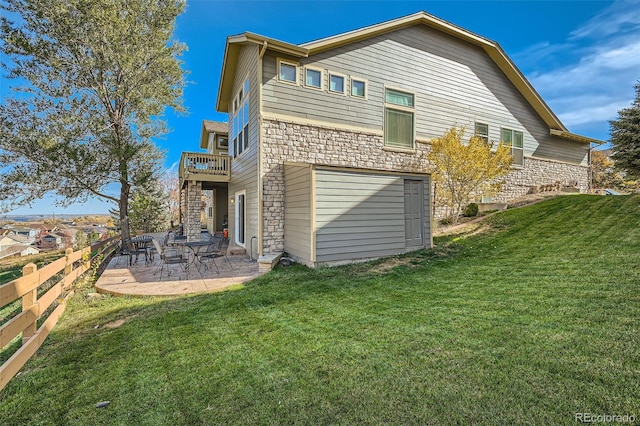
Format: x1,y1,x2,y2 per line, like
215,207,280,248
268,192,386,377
181,240,214,269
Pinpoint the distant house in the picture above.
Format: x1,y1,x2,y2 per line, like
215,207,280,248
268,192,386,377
60,229,79,247
0,244,39,260
0,229,14,237
0,234,30,252
81,227,108,242
30,223,48,236
11,227,38,244
40,233,63,250
179,11,604,268
20,246,40,256
0,231,39,259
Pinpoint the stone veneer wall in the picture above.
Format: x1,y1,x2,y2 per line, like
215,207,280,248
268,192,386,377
184,180,202,242
261,119,589,253
261,119,428,255
493,156,589,202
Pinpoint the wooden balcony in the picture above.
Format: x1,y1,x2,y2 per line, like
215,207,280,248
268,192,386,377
179,152,231,187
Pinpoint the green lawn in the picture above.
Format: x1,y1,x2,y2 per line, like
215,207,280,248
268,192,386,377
0,250,67,343
0,250,64,285
1,195,638,425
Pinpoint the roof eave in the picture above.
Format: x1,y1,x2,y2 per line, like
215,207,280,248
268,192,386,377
303,12,489,54
216,33,308,113
200,122,210,149
550,129,605,145
200,123,228,149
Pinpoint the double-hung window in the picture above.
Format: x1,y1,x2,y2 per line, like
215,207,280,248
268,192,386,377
475,122,489,143
230,80,250,158
384,88,415,149
501,128,524,166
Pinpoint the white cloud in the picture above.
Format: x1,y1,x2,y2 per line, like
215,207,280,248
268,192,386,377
519,0,640,139
558,100,630,127
166,160,180,174
531,36,640,94
569,0,640,40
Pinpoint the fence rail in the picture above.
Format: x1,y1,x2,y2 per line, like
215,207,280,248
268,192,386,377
0,236,119,391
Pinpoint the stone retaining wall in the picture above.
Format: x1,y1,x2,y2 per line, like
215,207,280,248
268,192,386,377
494,157,589,202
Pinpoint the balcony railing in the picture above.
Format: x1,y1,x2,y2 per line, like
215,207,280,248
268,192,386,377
179,152,231,183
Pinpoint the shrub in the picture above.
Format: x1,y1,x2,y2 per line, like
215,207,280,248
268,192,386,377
464,203,479,217
439,217,454,226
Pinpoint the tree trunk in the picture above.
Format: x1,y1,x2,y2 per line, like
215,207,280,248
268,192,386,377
119,180,131,248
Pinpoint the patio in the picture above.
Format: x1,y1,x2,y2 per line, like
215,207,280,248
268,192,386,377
95,238,263,297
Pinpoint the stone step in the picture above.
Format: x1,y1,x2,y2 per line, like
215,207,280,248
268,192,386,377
229,246,246,256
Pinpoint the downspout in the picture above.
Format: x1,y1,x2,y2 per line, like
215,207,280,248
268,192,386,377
259,40,268,58
257,41,267,259
587,144,594,194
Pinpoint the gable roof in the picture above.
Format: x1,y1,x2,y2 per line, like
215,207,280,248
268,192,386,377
3,233,29,244
200,120,228,149
216,11,602,145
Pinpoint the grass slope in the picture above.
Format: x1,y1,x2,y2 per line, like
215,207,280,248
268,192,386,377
1,195,638,425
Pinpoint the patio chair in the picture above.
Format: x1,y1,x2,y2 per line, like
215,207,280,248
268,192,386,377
129,239,149,265
200,237,234,272
216,238,233,269
147,233,170,264
196,238,221,274
114,239,147,266
152,238,188,280
113,241,132,267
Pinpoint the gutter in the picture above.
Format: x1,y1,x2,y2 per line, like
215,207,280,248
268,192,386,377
550,129,605,145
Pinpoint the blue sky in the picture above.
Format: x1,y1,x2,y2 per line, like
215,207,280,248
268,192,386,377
5,0,640,215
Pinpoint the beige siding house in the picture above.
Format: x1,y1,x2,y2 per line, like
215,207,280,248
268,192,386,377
179,12,602,268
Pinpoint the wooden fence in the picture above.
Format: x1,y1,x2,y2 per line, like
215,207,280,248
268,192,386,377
0,236,119,391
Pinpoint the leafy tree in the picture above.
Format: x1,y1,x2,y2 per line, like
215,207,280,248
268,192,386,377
158,169,181,225
74,230,88,250
427,127,512,224
0,0,186,248
591,150,625,190
129,181,170,233
87,229,100,245
610,82,640,179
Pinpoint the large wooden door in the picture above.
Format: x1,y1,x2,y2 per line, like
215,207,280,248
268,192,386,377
404,180,424,247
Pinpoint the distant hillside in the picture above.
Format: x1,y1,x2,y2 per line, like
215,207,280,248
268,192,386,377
1,214,110,224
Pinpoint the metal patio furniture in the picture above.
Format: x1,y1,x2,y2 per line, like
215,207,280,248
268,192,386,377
152,238,188,280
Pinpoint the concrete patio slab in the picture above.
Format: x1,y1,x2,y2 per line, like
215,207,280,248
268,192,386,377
95,252,264,297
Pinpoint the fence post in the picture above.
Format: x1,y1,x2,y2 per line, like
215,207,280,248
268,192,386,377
21,263,38,345
64,248,73,274
82,246,91,271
